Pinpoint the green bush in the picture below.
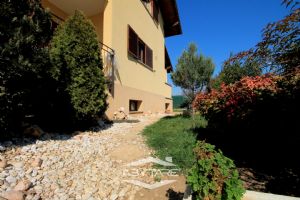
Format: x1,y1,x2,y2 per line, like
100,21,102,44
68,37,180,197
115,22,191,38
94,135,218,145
187,141,245,200
50,10,107,120
0,0,52,137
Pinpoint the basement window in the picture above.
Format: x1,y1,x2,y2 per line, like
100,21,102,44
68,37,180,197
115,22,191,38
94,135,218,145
129,100,142,112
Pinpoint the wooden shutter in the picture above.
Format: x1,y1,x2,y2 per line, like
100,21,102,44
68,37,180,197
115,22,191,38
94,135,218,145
152,0,159,23
145,45,153,68
128,26,138,57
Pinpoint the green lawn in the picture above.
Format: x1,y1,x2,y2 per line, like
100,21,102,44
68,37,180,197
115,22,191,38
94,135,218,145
142,115,207,172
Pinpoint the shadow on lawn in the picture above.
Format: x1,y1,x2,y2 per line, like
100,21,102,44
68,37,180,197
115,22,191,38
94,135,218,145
193,125,300,197
166,189,184,200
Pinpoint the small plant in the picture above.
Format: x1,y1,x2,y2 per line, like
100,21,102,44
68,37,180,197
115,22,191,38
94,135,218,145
187,141,245,200
154,174,162,182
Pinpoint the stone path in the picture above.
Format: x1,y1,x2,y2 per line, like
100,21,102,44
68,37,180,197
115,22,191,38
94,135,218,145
0,114,185,200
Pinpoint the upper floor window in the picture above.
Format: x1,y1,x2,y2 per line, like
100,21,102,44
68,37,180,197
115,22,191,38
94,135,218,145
141,0,159,23
152,0,159,23
128,26,153,69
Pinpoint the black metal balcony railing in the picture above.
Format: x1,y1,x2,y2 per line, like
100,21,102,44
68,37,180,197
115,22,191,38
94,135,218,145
99,42,115,92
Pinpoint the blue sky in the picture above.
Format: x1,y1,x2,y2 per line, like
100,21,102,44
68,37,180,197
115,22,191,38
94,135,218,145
166,0,290,96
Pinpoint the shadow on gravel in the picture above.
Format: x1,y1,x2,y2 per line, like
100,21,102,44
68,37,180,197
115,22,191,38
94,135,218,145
0,122,113,150
193,126,300,197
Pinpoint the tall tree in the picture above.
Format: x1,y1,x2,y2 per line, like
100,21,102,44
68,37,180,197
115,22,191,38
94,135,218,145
210,54,261,90
0,0,52,136
171,43,215,109
50,11,107,120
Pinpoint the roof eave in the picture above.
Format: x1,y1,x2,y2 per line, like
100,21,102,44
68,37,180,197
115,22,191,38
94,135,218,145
158,0,182,38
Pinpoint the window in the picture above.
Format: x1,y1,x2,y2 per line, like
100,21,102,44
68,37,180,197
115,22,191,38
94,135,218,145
141,0,159,23
165,103,170,113
138,40,146,64
51,13,64,31
128,26,138,58
145,45,153,68
51,20,59,31
152,0,159,23
128,26,153,68
129,100,142,112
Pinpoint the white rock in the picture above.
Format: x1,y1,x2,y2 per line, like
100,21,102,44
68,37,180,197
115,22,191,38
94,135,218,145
31,169,37,177
6,176,17,184
13,162,24,170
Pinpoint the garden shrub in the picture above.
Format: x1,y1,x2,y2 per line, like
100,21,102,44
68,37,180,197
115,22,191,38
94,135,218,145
193,74,280,129
0,0,52,138
193,70,300,131
50,10,107,120
187,141,245,200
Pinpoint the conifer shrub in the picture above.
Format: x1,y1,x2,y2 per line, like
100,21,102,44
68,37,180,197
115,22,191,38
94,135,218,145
187,141,245,200
50,11,107,121
0,0,52,137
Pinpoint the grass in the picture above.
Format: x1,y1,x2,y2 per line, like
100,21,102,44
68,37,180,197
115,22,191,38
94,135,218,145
142,115,207,172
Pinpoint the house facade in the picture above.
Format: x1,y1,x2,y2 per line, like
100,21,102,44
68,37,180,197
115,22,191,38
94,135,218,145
42,0,182,118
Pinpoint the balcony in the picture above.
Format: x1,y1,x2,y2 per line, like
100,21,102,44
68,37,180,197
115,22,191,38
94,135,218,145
44,0,115,94
100,42,115,93
47,0,107,17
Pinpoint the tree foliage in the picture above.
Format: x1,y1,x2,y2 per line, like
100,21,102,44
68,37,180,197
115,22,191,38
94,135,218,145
50,11,107,120
225,0,300,73
0,0,52,136
210,55,261,90
194,69,300,131
171,43,215,107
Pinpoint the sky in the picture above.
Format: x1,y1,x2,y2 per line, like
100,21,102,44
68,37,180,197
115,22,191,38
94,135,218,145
166,0,290,96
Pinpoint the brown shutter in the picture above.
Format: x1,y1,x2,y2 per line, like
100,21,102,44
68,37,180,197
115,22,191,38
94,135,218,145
128,26,138,57
152,0,159,23
146,45,153,68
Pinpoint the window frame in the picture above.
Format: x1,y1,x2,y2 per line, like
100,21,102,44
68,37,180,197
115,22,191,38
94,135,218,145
138,39,146,64
129,100,142,112
151,0,159,23
128,26,138,58
128,25,153,69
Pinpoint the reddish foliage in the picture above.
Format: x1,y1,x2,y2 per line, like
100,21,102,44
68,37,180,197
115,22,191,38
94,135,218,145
193,74,280,123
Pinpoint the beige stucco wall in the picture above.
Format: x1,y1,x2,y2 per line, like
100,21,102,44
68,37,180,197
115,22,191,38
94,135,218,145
41,0,173,117
110,0,172,98
90,13,104,42
106,83,172,118
42,0,107,43
42,0,68,19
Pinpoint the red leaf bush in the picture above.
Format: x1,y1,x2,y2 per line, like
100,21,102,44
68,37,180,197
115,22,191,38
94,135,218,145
193,70,299,129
